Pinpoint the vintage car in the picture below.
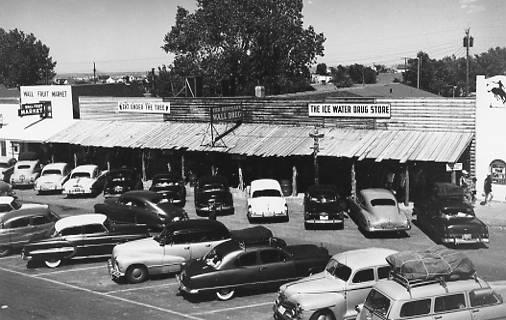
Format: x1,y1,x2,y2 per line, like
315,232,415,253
10,160,43,188
62,164,107,197
22,213,150,268
414,182,489,246
34,162,71,194
304,184,345,229
94,190,188,231
178,240,329,301
108,220,282,284
0,200,59,256
149,173,186,207
274,248,398,320
103,167,144,198
194,175,234,216
247,179,288,222
348,188,410,235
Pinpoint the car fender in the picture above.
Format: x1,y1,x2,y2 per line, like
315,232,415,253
25,242,76,261
299,292,347,319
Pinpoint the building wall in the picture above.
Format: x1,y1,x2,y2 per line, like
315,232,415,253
0,97,21,158
476,75,506,201
79,96,165,122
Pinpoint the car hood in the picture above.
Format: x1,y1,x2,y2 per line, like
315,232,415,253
113,237,159,256
249,197,286,211
280,271,345,297
65,177,95,188
37,175,64,184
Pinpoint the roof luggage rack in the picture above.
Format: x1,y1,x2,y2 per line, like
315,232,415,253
391,271,481,297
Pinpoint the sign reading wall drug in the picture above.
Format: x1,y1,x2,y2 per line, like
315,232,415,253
117,101,170,114
211,105,242,122
308,103,391,118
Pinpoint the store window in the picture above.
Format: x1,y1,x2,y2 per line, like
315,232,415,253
490,159,506,185
0,140,5,157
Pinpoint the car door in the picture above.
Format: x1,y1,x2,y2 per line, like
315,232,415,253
113,197,136,223
346,268,377,316
161,230,192,273
29,214,54,242
234,251,261,286
257,248,296,284
76,224,111,257
3,216,32,248
433,293,472,320
468,288,505,320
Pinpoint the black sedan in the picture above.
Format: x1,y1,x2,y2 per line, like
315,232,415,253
177,240,329,301
22,213,149,268
103,168,143,198
415,182,489,246
194,175,234,217
149,173,186,207
304,184,345,229
94,190,188,231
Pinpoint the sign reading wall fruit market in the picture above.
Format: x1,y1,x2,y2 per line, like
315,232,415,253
308,103,391,118
211,105,242,122
20,85,73,121
18,101,52,118
117,101,170,114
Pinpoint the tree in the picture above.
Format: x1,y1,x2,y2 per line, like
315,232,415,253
330,65,353,88
0,28,56,87
316,63,328,75
161,0,325,96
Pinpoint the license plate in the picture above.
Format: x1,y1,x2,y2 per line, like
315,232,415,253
72,188,83,193
277,305,286,315
462,234,472,240
320,215,328,220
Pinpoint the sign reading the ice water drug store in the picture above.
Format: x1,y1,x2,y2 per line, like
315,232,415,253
117,101,170,114
308,103,391,118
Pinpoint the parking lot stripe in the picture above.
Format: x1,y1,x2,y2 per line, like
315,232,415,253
104,282,179,294
0,256,19,261
33,265,105,277
0,267,206,320
190,301,273,315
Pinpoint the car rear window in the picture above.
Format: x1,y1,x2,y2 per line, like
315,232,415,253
17,165,31,169
253,189,282,198
371,198,396,206
71,172,91,179
42,169,62,176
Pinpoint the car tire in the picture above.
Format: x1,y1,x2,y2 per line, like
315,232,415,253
44,258,62,268
126,265,148,284
309,309,335,320
215,288,235,301
304,222,311,230
0,246,10,257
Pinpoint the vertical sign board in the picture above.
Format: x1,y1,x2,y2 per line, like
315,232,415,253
20,85,73,121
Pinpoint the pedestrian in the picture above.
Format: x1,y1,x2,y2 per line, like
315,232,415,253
482,174,493,205
460,170,471,203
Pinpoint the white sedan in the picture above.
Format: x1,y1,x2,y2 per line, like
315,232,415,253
247,179,288,222
63,165,107,197
34,162,71,194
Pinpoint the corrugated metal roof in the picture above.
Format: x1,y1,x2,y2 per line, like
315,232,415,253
0,118,76,143
46,120,473,163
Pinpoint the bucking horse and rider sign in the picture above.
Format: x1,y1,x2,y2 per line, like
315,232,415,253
488,79,506,105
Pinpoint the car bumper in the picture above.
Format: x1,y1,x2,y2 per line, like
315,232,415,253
107,258,124,279
64,188,91,195
175,274,200,294
367,224,411,232
35,184,63,192
11,180,34,186
442,237,489,245
305,217,343,224
273,300,306,320
196,205,234,215
248,211,288,218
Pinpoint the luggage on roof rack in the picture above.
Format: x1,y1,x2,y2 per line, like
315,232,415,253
386,245,475,282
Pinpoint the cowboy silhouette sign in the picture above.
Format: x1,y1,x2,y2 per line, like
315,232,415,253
488,80,506,104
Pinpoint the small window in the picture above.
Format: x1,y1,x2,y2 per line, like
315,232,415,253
11,200,22,210
83,224,106,234
6,217,30,228
60,226,82,236
377,266,391,279
237,252,258,267
260,249,282,264
470,289,502,307
353,269,375,283
435,293,466,312
31,215,49,226
400,299,431,317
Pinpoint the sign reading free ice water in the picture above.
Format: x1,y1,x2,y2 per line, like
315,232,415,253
117,101,170,114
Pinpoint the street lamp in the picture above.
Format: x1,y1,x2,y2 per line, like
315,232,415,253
309,126,324,185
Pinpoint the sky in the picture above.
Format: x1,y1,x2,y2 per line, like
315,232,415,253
1,0,505,75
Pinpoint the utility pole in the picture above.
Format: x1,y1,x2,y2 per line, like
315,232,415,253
309,126,324,185
463,28,473,96
417,57,421,89
401,57,409,82
93,61,97,84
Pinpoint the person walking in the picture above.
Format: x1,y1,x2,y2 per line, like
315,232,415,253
482,174,493,205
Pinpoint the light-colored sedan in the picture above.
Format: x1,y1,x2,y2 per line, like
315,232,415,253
247,179,289,222
348,188,410,234
10,160,42,188
63,164,107,197
34,162,71,194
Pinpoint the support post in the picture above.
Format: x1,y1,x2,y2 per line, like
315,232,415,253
141,150,146,181
181,153,185,181
351,161,356,199
404,165,410,206
292,165,297,196
73,152,77,168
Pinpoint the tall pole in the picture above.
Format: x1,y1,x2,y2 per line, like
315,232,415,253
417,57,421,89
464,28,473,96
93,61,97,84
309,127,324,185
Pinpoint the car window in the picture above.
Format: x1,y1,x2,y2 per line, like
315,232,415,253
370,198,396,206
260,249,283,264
206,229,229,241
400,299,431,317
325,259,352,281
71,172,90,179
11,199,22,210
252,189,282,198
0,204,12,212
435,293,466,312
131,200,146,209
172,231,193,244
237,252,258,266
364,289,391,317
42,169,62,176
60,226,82,236
469,289,502,307
5,217,30,228
83,224,106,234
352,268,375,283
377,266,391,279
31,215,50,225
17,165,31,170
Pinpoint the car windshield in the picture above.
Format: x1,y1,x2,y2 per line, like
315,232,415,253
71,172,91,179
325,259,352,281
364,289,391,317
202,183,226,192
253,189,282,198
42,169,62,176
204,249,223,269
370,198,396,206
